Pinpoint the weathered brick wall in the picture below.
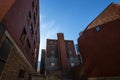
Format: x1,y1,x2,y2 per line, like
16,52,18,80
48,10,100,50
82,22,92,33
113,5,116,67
0,47,35,80
0,0,15,21
45,57,59,71
69,57,80,67
87,3,120,30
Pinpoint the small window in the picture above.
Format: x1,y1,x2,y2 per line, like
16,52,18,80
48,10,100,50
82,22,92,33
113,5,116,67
34,47,37,54
0,38,12,75
49,41,53,44
33,12,36,24
27,11,31,21
51,57,55,61
18,69,25,78
29,24,34,35
0,60,5,75
0,24,5,39
34,53,36,59
69,51,72,55
25,39,31,53
36,7,38,17
0,37,11,61
96,26,100,31
33,40,35,45
68,42,71,44
51,62,55,67
20,28,26,43
51,50,54,55
71,62,74,67
32,1,34,8
51,45,55,49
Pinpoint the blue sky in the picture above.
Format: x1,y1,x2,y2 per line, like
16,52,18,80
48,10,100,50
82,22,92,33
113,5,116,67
38,0,120,61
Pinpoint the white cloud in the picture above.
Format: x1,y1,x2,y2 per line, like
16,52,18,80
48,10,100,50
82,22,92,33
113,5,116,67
38,15,59,61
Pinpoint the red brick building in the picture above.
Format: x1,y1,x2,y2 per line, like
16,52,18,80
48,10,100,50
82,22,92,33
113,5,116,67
40,49,45,75
0,0,40,79
78,3,120,79
45,33,79,74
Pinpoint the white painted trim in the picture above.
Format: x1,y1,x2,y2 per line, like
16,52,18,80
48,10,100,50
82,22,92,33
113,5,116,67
5,30,35,73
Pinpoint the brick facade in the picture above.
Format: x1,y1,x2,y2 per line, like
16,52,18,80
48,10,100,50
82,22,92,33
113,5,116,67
40,49,45,74
77,3,120,79
44,33,80,75
1,0,40,70
0,31,35,80
0,0,40,79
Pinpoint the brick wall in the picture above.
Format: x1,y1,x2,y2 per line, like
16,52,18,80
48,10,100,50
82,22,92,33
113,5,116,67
86,3,120,30
0,47,35,80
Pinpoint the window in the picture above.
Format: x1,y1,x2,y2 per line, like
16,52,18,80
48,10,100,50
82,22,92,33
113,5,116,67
49,41,53,44
71,62,74,67
50,45,55,49
36,7,38,17
20,28,26,43
96,26,100,31
27,11,31,21
29,24,34,35
51,50,54,55
34,47,37,54
51,62,55,67
51,57,55,62
25,39,31,53
0,23,5,39
0,60,5,75
35,31,37,38
0,38,11,61
29,74,32,80
69,51,72,55
33,40,35,46
68,42,71,44
0,37,11,75
18,69,25,78
33,12,36,24
34,53,36,59
32,1,34,9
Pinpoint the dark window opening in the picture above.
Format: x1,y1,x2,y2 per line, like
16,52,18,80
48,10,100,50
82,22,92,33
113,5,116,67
25,39,31,53
33,12,36,24
29,74,32,80
33,40,35,46
0,60,5,76
18,69,25,78
30,24,34,35
20,28,26,43
35,31,37,39
0,37,12,61
27,11,31,21
0,37,11,76
32,1,34,10
0,23,5,39
32,52,34,56
36,7,38,17
96,26,100,31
